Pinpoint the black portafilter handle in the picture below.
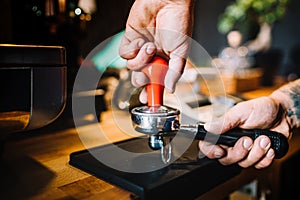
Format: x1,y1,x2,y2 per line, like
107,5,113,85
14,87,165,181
193,125,289,159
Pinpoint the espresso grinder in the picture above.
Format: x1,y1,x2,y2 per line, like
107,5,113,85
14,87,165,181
0,44,67,139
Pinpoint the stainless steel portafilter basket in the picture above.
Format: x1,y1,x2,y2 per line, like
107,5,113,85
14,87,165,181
131,105,180,150
131,105,180,134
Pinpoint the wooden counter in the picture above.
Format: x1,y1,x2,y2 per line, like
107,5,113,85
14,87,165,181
0,86,298,200
0,110,133,200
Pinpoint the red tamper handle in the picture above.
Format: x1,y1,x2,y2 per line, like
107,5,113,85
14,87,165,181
142,56,168,107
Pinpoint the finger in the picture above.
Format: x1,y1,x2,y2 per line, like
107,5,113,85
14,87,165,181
270,119,291,139
228,97,279,130
119,26,154,59
254,149,275,169
204,118,226,134
203,114,237,135
204,102,252,134
119,37,145,60
126,42,157,70
131,71,149,88
164,55,186,93
131,71,148,104
218,137,253,166
139,87,148,104
198,141,226,159
238,135,271,168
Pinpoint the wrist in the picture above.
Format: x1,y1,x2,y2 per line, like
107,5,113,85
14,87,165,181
270,81,300,129
133,0,195,14
151,0,195,6
270,90,294,115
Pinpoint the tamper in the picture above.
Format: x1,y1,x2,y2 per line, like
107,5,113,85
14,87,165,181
131,56,180,150
131,57,289,159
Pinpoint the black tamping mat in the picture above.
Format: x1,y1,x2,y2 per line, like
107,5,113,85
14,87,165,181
69,136,241,200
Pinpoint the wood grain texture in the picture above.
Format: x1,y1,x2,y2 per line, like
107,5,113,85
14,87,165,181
1,87,297,200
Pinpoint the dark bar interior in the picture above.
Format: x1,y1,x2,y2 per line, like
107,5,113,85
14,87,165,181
1,0,300,199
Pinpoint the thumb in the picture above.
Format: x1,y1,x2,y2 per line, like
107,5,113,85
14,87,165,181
204,117,227,134
204,103,250,134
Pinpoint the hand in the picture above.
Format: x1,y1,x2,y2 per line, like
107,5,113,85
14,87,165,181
199,96,291,169
119,0,195,103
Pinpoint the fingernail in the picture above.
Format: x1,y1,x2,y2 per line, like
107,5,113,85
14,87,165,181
135,77,148,86
243,138,253,150
260,138,271,149
139,94,147,104
165,86,174,93
146,45,155,55
214,151,223,158
198,151,205,159
266,149,275,158
135,79,143,86
137,39,144,48
165,82,175,93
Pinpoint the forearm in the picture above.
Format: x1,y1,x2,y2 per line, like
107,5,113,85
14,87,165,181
130,0,195,11
150,0,195,5
270,79,300,129
129,0,195,19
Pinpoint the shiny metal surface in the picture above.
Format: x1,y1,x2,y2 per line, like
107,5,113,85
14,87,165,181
131,105,180,134
0,44,66,135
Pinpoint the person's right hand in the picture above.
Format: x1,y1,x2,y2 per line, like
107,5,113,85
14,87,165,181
199,95,292,169
119,0,195,103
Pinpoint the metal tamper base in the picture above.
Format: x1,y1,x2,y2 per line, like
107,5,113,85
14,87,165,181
131,105,180,150
131,105,180,134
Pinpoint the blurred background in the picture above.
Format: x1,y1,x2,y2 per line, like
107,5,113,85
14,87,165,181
1,0,300,126
1,1,300,199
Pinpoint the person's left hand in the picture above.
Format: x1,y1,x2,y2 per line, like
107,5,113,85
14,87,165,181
199,96,291,169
